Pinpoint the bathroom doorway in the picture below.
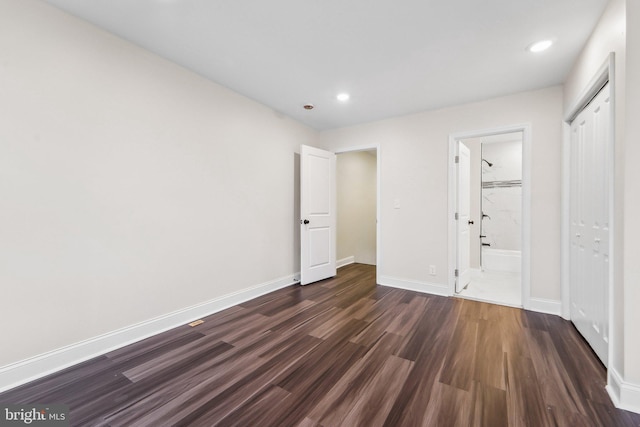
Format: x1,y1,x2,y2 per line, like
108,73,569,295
449,126,530,308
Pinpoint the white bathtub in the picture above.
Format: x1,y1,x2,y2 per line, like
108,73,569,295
482,248,521,273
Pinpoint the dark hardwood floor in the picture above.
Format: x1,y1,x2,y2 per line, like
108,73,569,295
2,264,639,426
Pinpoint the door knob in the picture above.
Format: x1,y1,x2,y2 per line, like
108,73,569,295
468,220,474,225
302,219,310,225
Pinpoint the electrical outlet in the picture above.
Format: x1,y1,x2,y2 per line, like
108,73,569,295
429,265,436,276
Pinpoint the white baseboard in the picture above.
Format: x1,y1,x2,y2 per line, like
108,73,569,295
337,256,355,268
607,368,640,414
0,273,298,393
527,297,562,316
379,275,449,297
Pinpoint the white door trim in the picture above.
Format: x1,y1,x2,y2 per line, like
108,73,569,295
335,144,381,285
448,124,532,310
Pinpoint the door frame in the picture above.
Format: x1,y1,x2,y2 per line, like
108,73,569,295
335,144,381,285
447,124,532,309
562,53,615,364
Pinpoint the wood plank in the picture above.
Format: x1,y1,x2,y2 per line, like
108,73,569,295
524,327,588,417
271,340,368,426
340,355,413,426
394,295,455,362
439,301,479,392
1,264,639,427
382,299,460,426
214,385,292,427
306,333,404,426
473,319,506,390
505,353,551,427
423,381,473,427
471,381,508,427
385,295,429,337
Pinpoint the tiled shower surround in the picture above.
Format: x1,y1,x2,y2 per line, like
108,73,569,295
481,140,522,251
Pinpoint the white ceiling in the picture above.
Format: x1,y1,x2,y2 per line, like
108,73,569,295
44,0,608,130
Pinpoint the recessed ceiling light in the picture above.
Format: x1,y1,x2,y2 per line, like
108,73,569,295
527,39,553,53
337,93,350,102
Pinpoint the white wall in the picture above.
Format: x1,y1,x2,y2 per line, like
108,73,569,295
319,86,563,301
336,151,377,265
0,0,317,368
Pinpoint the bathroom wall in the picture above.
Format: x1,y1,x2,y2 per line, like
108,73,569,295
481,137,523,251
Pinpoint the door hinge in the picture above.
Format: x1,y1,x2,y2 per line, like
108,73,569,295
454,269,459,277
455,212,459,220
455,155,459,164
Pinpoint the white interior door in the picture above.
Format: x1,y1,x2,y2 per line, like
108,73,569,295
570,82,610,366
300,145,337,285
457,142,472,292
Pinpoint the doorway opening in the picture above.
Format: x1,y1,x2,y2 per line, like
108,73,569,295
462,133,522,306
448,125,531,309
336,150,377,269
299,144,380,286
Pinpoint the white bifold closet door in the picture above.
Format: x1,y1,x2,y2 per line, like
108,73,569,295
569,82,610,366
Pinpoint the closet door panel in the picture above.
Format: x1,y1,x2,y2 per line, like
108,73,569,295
569,83,610,366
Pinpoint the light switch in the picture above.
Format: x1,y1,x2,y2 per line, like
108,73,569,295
394,198,401,209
